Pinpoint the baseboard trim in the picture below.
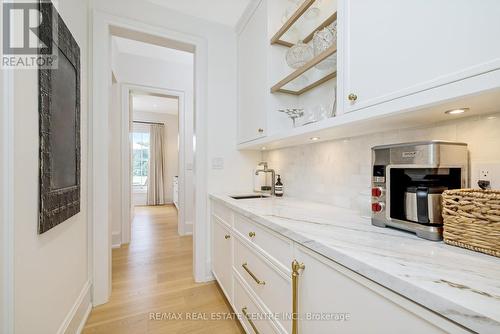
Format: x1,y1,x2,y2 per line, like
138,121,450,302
76,303,92,334
185,221,193,234
57,280,92,334
112,232,121,249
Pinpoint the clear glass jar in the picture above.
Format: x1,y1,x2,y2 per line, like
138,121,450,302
313,21,337,71
286,40,314,69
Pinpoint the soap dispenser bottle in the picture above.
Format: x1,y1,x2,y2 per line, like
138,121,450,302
275,175,284,197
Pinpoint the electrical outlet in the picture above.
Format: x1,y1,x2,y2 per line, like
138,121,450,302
479,168,490,179
472,163,500,190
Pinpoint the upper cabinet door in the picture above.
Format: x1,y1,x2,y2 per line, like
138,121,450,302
343,0,500,112
237,0,268,144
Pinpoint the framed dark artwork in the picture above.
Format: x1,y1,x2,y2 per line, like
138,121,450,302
38,1,81,234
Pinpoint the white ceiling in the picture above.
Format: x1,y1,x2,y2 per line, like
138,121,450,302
133,95,179,115
144,0,252,27
113,36,194,65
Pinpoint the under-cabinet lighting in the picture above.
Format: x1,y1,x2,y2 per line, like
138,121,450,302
445,108,469,115
487,116,497,120
261,147,267,150
310,137,320,141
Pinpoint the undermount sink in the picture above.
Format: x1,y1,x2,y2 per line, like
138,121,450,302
230,194,270,200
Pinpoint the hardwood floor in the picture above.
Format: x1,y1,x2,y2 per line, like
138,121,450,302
83,205,244,334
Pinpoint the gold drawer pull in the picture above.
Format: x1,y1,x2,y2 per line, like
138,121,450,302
224,234,230,239
242,307,260,334
248,231,256,238
242,262,265,285
292,260,306,334
348,93,358,101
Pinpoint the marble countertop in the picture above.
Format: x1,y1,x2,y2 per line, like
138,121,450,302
210,194,500,334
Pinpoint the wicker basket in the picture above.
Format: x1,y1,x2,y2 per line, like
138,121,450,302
442,189,500,258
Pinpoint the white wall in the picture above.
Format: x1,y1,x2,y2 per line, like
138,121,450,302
264,112,500,216
12,0,90,333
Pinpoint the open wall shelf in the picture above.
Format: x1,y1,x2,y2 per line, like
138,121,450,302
270,45,337,95
270,0,337,48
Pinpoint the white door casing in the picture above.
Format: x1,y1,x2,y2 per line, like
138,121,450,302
1,57,15,334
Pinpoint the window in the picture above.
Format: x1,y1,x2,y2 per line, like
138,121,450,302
132,130,150,191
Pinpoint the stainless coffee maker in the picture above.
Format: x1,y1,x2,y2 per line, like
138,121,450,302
371,141,468,241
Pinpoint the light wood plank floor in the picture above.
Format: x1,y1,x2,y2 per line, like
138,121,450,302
83,205,244,334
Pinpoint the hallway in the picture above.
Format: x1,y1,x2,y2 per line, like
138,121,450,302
83,206,243,334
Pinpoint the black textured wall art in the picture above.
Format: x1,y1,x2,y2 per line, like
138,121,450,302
38,0,81,234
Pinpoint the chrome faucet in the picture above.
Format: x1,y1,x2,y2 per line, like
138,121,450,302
255,162,276,196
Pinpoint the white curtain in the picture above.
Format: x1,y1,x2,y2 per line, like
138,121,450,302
147,124,167,205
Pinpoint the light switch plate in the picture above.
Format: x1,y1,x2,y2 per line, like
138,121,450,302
212,157,224,170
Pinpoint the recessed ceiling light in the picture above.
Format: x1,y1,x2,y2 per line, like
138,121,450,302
445,108,469,115
310,137,320,141
261,147,267,150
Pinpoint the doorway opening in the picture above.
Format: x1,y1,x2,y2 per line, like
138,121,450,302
131,93,179,205
91,13,209,306
109,34,195,248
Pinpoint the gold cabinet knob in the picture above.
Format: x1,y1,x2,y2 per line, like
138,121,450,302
224,235,230,240
348,93,358,101
248,232,256,238
258,128,264,133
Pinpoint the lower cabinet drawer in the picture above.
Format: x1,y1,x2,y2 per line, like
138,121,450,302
234,276,281,334
234,237,292,333
234,214,293,273
212,200,233,227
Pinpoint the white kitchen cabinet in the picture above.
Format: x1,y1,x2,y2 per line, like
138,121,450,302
212,216,233,301
210,199,473,334
343,0,500,112
294,245,470,334
237,0,268,144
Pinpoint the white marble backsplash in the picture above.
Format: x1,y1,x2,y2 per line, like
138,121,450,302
264,112,500,215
